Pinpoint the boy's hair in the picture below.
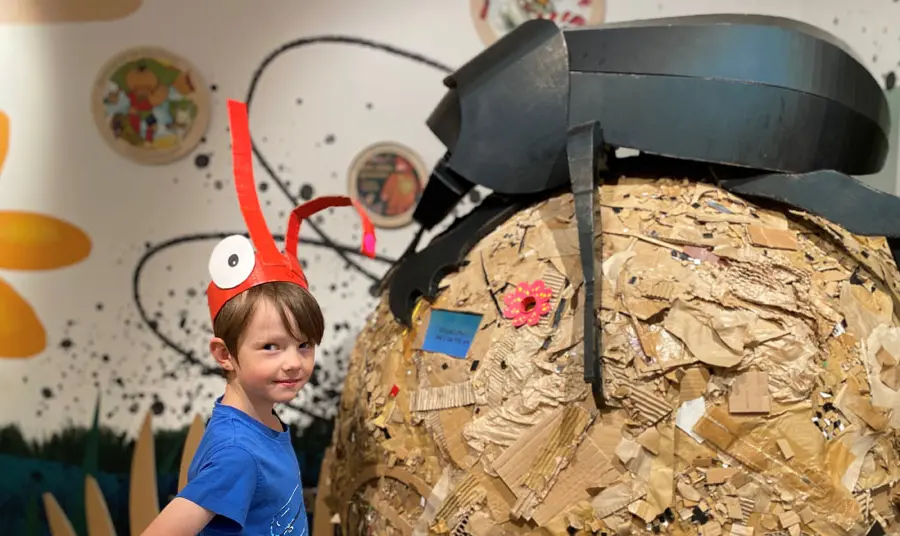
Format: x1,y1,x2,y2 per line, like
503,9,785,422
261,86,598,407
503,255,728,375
212,281,325,363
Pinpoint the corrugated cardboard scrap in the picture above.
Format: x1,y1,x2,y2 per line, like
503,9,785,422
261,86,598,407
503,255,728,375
316,177,900,536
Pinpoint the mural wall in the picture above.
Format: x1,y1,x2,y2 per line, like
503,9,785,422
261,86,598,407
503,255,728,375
0,0,898,534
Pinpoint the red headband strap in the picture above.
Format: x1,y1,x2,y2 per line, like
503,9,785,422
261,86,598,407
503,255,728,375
206,100,379,322
285,196,376,262
228,101,282,265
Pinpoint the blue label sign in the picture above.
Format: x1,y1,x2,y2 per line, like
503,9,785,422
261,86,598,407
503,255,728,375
420,309,483,358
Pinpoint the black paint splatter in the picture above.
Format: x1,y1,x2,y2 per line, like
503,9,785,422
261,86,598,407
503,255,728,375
195,154,211,169
324,134,335,144
300,183,314,200
151,397,165,416
886,71,896,90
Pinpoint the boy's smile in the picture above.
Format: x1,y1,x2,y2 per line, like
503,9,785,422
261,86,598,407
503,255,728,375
273,379,302,389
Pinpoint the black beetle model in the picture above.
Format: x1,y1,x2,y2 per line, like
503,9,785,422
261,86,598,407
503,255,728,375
384,14,899,405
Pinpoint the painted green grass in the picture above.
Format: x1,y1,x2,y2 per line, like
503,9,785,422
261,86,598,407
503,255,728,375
0,401,334,536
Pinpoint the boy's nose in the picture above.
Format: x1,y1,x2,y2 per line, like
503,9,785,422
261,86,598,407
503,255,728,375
282,348,304,372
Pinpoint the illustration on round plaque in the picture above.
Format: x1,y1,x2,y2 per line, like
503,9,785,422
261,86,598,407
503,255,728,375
92,46,210,164
348,143,426,229
470,0,606,46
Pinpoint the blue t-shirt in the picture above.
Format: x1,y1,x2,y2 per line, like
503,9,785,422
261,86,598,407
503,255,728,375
178,398,308,535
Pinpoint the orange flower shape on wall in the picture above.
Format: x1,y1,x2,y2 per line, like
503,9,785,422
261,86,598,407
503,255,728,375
0,111,92,358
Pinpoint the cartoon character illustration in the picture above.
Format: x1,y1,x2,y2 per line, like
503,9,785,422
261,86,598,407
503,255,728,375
101,56,198,149
380,155,422,216
500,0,555,28
0,110,92,358
167,99,198,138
269,479,307,536
350,146,424,228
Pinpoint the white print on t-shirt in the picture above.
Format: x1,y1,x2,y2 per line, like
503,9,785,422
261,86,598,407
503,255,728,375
269,474,306,536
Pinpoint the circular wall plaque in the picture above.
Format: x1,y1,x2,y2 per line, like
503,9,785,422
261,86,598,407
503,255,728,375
347,142,427,229
92,46,210,165
470,0,606,46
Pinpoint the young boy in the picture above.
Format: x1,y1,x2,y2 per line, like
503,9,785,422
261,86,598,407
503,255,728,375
142,282,322,536
140,100,375,536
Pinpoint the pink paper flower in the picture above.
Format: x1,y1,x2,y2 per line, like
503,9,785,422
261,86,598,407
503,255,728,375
502,280,553,327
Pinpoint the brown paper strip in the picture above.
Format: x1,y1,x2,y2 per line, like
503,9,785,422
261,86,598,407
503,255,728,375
411,382,476,412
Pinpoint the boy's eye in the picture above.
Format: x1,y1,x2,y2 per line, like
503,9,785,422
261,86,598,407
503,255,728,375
263,343,279,351
299,342,310,350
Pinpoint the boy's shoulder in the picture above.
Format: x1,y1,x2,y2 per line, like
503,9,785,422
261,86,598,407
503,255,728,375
198,408,263,451
199,412,244,447
194,404,292,461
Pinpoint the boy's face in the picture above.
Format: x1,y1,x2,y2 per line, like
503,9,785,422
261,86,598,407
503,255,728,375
229,298,316,405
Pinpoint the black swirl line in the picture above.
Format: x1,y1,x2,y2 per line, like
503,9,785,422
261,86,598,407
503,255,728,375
132,37,454,417
244,36,454,283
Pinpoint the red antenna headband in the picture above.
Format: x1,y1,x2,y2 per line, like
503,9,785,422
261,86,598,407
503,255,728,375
206,100,376,322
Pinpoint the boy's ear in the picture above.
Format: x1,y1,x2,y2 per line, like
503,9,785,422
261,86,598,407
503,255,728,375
210,337,236,372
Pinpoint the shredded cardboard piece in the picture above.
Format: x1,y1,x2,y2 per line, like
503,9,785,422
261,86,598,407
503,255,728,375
363,487,414,535
534,412,625,524
511,406,594,520
877,347,898,368
676,397,707,443
729,523,753,536
747,225,799,251
680,367,710,403
593,478,650,519
318,178,900,535
626,384,674,425
412,467,453,535
775,439,795,460
410,382,477,412
430,473,487,532
728,371,771,414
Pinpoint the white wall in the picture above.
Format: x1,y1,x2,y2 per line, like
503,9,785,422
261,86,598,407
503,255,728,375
0,0,898,440
860,89,900,195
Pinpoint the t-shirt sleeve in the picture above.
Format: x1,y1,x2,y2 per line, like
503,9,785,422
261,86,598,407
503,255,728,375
177,445,258,529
